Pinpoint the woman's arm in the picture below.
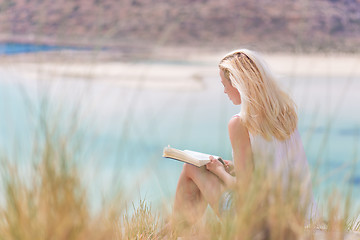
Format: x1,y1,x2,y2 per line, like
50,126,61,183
206,117,252,187
228,116,252,177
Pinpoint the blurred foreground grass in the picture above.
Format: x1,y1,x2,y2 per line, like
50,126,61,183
0,113,359,240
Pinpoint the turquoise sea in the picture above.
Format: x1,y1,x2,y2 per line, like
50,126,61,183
0,44,359,215
0,42,82,54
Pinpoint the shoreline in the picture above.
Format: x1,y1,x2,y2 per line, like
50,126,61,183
1,48,359,90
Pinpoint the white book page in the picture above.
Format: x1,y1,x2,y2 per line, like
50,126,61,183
184,150,219,161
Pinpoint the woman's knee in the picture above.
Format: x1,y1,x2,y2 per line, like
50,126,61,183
182,163,199,177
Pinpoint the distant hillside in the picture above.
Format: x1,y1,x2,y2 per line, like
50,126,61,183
0,0,359,53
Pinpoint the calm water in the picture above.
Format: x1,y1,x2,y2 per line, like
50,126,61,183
0,57,359,213
0,42,83,55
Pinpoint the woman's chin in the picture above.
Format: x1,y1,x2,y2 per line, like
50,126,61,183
229,97,241,105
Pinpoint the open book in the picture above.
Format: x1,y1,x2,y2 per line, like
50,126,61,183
163,146,224,167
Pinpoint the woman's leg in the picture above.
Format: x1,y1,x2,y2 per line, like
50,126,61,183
173,163,225,225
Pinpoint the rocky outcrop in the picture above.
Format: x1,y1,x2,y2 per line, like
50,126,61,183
0,0,359,52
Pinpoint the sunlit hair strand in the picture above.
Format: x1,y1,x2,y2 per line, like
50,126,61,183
219,49,297,141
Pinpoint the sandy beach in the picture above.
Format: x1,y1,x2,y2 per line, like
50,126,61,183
1,50,359,91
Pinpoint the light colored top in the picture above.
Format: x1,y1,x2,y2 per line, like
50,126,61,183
233,114,311,187
250,128,311,187
233,114,316,218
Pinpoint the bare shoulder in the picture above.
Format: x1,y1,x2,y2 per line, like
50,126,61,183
228,116,250,143
228,116,247,133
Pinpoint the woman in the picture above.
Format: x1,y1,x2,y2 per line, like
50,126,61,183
172,49,313,225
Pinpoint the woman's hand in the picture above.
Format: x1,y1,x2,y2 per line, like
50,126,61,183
223,160,235,176
206,156,226,176
207,156,236,188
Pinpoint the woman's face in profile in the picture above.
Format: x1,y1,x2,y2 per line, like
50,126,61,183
220,69,241,105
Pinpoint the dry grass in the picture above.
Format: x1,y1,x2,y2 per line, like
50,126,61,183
0,126,118,239
0,117,359,240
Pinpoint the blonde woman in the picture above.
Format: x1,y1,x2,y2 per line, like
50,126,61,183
172,49,314,225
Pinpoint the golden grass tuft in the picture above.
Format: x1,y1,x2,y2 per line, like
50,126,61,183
1,138,359,240
122,199,160,239
0,117,121,239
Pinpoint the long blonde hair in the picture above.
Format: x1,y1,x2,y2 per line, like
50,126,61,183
219,49,297,141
